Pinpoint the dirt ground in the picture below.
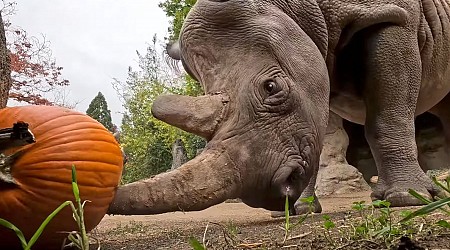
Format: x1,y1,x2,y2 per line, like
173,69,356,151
91,191,450,249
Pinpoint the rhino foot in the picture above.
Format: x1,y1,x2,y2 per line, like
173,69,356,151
371,175,442,207
294,195,322,214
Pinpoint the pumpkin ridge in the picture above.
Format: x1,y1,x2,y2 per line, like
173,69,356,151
17,173,119,193
28,136,120,156
33,126,117,145
14,161,122,176
0,191,31,213
20,177,116,198
32,121,107,142
31,113,95,131
14,148,123,166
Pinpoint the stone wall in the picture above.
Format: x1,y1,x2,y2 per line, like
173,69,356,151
315,112,371,197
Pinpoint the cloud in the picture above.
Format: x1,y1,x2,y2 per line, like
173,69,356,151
10,0,170,125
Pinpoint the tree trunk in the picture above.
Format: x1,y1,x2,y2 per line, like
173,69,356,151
171,138,187,170
0,12,11,108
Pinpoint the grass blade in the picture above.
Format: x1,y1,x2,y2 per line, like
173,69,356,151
285,195,290,231
408,189,432,204
400,197,450,223
26,201,72,249
432,176,450,194
68,233,82,249
0,218,27,248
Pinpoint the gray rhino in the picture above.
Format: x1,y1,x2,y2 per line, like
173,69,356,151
108,0,450,215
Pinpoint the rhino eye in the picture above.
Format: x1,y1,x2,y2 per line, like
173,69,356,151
264,81,278,95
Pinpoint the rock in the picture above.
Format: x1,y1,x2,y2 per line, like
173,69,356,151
316,163,371,196
315,112,370,197
370,175,378,184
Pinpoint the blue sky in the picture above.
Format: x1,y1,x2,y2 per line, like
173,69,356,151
10,0,170,125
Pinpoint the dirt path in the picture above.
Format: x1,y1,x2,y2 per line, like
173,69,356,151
91,192,377,249
92,191,450,249
96,191,372,232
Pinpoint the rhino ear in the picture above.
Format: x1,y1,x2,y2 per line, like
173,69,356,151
166,40,181,60
152,94,229,140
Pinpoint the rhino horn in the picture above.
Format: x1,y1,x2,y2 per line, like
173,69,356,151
107,147,241,215
166,40,181,60
151,93,229,140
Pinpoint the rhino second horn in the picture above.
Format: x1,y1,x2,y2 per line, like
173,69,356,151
166,40,181,60
151,94,229,140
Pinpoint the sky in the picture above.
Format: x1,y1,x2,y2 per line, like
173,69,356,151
9,0,170,125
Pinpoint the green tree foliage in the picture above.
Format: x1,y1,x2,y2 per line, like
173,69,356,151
158,0,197,40
116,1,206,183
116,37,205,184
86,92,114,132
159,0,201,96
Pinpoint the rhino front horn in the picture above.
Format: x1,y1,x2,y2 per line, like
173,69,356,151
107,147,241,215
151,93,229,140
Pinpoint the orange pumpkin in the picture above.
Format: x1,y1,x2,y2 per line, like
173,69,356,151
0,105,123,249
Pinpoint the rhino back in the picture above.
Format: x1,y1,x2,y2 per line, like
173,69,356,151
311,0,450,122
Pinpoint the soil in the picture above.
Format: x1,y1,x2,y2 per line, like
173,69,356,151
90,191,450,250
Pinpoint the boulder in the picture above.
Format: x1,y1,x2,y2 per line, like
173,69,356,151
315,112,370,197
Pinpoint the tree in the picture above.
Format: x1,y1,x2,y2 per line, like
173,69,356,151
86,92,114,132
158,0,196,41
158,0,201,95
114,36,205,183
0,10,11,108
113,2,206,183
1,1,69,106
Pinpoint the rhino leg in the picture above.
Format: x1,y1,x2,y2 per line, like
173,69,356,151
293,168,322,214
364,26,438,206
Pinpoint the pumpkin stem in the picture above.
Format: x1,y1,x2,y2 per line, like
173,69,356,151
0,122,35,184
0,122,36,152
0,152,20,184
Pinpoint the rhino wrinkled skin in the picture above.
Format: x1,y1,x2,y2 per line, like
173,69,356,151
108,0,450,215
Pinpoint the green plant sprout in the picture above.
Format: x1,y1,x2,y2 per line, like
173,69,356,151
282,195,314,244
188,237,206,250
322,214,336,247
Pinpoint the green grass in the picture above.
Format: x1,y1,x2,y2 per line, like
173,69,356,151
401,176,450,229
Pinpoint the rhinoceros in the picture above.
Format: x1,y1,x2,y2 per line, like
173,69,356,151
108,0,450,215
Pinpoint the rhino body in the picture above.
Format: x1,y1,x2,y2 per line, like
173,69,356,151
108,0,450,215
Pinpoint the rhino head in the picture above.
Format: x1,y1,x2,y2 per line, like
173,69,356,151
108,0,330,214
